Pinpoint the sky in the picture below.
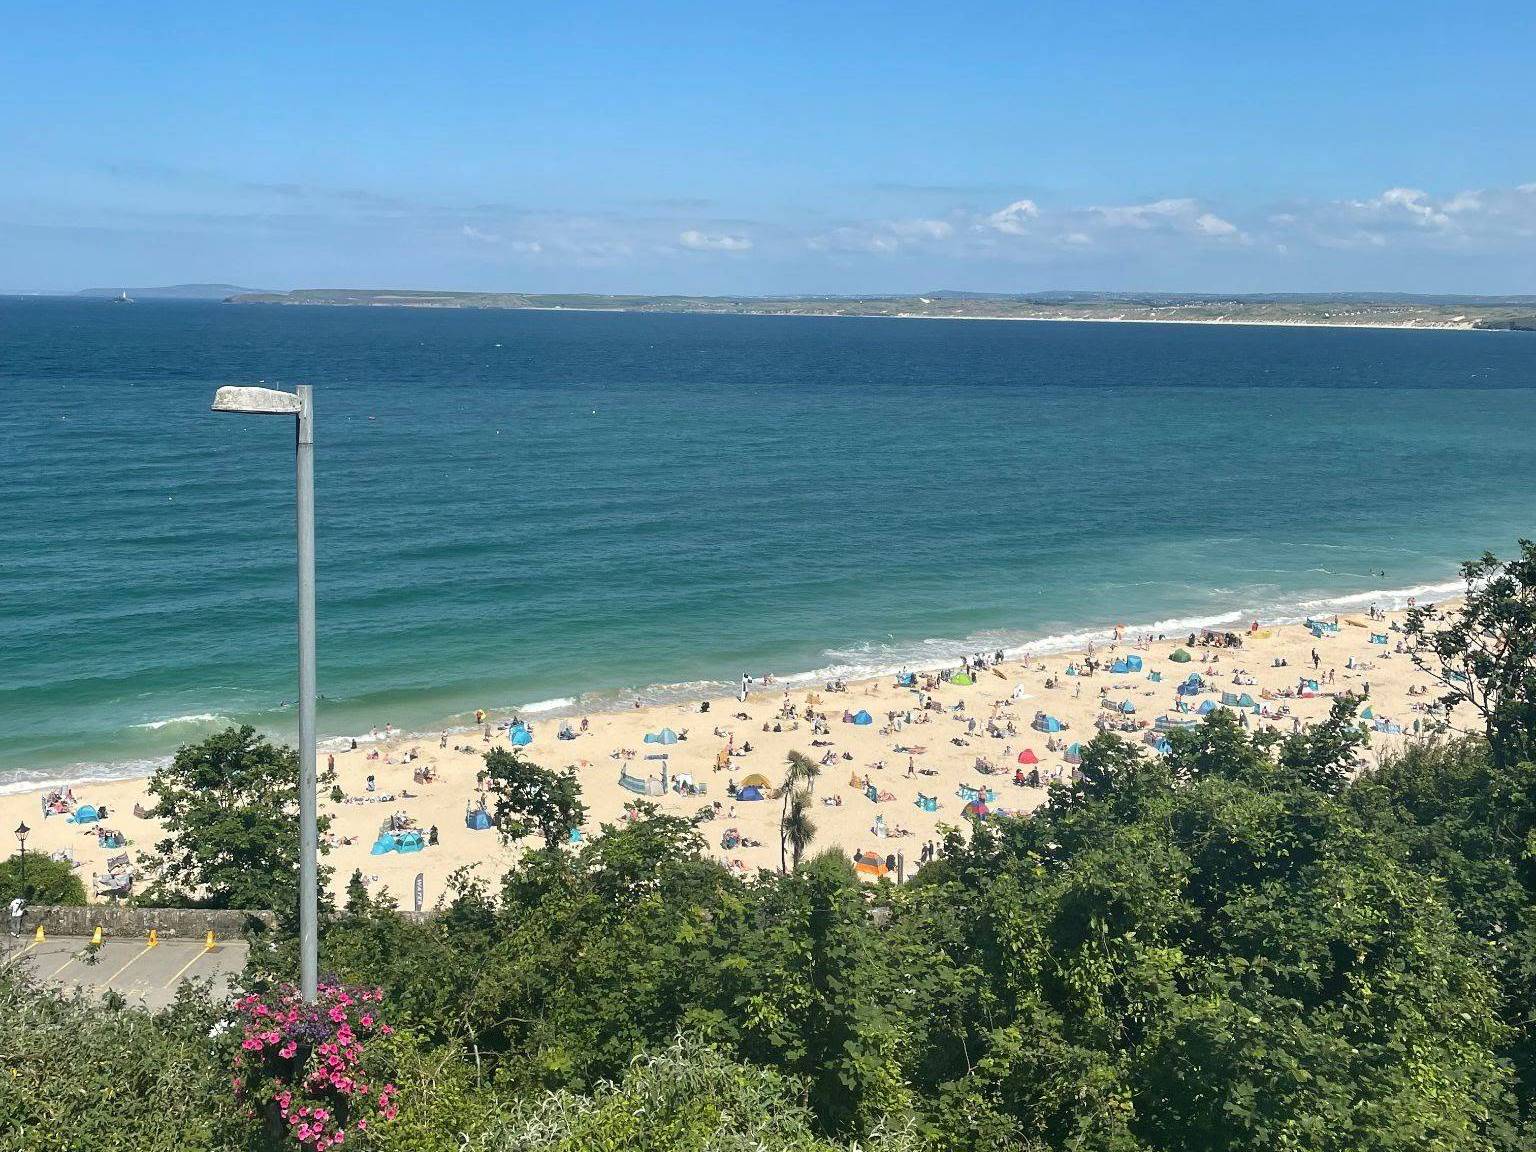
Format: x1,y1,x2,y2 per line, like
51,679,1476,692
3,1,1535,295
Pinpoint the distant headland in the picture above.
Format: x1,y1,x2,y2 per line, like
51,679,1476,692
224,288,1536,330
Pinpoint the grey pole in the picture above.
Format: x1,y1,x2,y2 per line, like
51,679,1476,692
295,385,318,1002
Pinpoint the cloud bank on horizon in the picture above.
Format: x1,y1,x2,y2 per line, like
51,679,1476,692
2,3,1533,294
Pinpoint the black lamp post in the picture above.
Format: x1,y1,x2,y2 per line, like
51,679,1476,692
13,821,28,900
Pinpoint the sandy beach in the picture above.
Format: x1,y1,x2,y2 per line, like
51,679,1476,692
4,605,1462,908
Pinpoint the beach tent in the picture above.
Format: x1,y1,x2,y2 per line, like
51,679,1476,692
1032,712,1064,733
1110,656,1143,673
951,672,974,686
397,831,424,854
957,784,997,803
1370,633,1388,645
1017,748,1039,765
509,724,533,747
1063,742,1083,765
962,800,989,820
896,673,916,687
1148,670,1163,683
850,709,873,726
853,850,890,878
1237,693,1257,708
1197,699,1218,716
1169,648,1192,663
736,785,765,802
68,804,102,825
370,835,395,855
740,773,771,789
1221,691,1241,706
465,807,493,831
916,793,939,812
1361,705,1375,720
644,727,679,745
1118,699,1136,714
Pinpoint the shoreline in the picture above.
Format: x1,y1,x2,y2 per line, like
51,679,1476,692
2,589,1468,906
249,299,1504,333
3,575,1467,796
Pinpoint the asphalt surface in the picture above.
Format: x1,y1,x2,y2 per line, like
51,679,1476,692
2,932,249,1010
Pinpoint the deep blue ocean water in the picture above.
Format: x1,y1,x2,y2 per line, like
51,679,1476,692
3,298,1534,786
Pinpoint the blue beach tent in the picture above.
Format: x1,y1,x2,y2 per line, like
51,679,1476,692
736,785,765,801
1118,699,1136,714
509,724,533,747
1197,700,1218,716
1032,712,1064,733
69,805,102,824
851,710,873,726
465,807,493,831
644,728,679,745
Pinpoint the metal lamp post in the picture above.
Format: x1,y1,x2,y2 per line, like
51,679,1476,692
211,384,317,1002
14,821,28,900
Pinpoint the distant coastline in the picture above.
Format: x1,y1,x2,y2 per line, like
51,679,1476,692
225,288,1536,331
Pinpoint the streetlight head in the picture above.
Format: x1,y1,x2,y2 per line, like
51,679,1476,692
212,385,304,415
14,821,27,843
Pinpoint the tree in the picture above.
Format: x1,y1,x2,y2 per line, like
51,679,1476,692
138,725,331,915
480,747,586,849
0,853,87,905
780,750,821,872
781,790,818,870
1406,540,1536,768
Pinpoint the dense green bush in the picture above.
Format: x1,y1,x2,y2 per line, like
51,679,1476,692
0,853,88,906
0,972,235,1151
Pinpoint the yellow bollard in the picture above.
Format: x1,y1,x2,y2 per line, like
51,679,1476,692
34,924,44,943
205,929,216,949
90,926,102,947
148,929,159,948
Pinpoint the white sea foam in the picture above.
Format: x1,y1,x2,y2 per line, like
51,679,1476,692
129,712,227,731
0,756,172,796
519,697,575,714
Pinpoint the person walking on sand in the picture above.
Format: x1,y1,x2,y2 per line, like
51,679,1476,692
1312,648,1320,670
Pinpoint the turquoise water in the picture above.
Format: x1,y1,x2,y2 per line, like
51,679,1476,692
3,299,1535,787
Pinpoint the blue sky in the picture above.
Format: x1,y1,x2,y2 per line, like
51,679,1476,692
4,2,1535,294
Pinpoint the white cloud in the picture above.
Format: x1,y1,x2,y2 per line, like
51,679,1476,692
809,218,954,253
1350,187,1452,228
1195,212,1238,237
985,199,1039,235
461,224,501,243
678,229,752,252
888,218,954,240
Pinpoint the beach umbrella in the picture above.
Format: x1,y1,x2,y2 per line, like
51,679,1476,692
1017,748,1039,765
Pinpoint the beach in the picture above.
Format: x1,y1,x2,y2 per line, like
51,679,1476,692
3,604,1461,908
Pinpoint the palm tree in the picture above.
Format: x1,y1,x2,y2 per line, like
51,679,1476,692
780,751,821,871
780,790,817,871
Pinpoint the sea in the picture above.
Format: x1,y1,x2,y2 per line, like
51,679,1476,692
3,298,1535,790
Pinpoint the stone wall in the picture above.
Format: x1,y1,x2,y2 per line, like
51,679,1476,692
21,904,274,941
